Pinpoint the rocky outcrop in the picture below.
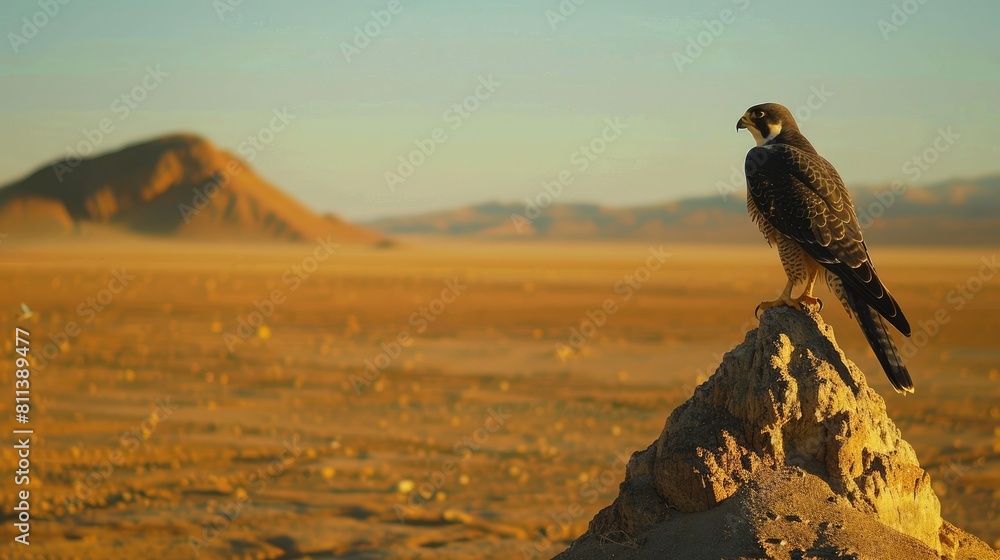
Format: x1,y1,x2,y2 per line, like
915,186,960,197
556,307,998,560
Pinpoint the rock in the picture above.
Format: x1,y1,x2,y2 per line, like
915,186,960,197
556,307,998,560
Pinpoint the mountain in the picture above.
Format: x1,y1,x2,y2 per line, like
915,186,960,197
556,307,998,560
368,175,1000,245
0,134,385,244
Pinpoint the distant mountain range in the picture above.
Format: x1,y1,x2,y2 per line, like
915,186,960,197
0,134,384,244
368,175,1000,245
2,133,996,246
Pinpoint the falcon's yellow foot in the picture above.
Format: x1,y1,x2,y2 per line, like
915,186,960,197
792,294,823,311
754,294,796,318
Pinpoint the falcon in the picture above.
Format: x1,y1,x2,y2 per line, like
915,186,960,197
736,103,914,393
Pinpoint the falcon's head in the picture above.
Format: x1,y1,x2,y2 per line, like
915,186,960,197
737,103,797,146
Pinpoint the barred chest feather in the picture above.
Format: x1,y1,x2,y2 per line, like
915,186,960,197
747,193,776,243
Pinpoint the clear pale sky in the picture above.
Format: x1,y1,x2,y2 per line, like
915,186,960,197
1,0,998,220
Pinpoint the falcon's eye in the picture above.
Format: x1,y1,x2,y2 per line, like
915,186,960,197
755,110,766,119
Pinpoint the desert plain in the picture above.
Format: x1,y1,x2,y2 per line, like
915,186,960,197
0,240,997,559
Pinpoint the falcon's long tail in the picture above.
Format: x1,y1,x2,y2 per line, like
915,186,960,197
843,284,913,393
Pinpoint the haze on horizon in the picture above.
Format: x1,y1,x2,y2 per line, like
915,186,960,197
1,0,998,222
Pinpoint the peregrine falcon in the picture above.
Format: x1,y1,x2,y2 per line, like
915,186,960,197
737,103,914,393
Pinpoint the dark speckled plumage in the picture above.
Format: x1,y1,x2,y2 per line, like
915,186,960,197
740,103,914,393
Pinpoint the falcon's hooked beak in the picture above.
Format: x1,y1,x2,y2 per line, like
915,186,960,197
736,113,751,131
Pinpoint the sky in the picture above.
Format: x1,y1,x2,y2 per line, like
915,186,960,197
1,0,998,221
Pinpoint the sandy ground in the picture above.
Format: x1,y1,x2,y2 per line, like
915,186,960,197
0,240,997,559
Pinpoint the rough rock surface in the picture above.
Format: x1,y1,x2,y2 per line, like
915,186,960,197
556,307,998,560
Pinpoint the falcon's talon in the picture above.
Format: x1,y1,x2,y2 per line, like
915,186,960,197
755,295,796,318
792,294,822,311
